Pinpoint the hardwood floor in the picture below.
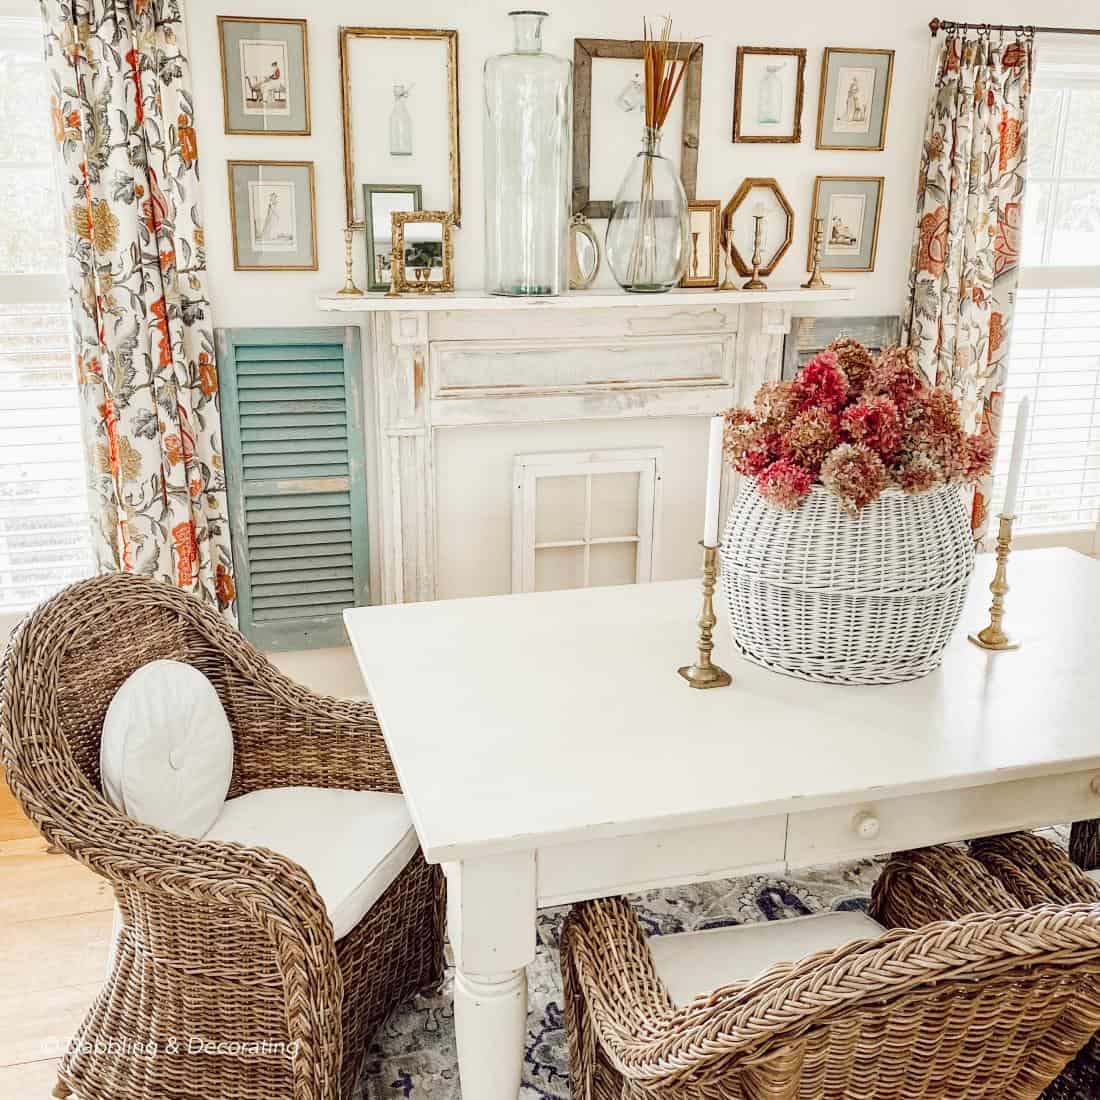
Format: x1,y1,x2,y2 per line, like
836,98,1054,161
0,771,111,1094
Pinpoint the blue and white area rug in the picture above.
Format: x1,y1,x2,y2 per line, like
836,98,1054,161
358,834,1096,1099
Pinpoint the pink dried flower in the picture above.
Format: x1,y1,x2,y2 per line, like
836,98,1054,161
756,458,813,510
841,395,903,460
820,443,888,515
791,351,849,413
863,346,928,408
722,408,759,465
737,432,781,477
960,430,995,481
753,379,799,431
829,336,876,392
894,453,944,495
783,406,840,472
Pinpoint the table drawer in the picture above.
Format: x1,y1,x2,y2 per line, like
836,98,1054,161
786,768,1100,868
537,814,787,906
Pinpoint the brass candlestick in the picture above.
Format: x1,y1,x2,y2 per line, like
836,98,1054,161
719,227,738,290
678,544,733,688
337,227,364,296
802,218,830,290
743,215,767,291
968,514,1021,651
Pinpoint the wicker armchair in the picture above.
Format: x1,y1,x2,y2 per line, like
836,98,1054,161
0,573,444,1100
561,891,1100,1100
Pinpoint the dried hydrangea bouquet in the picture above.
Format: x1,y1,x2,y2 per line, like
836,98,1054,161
719,339,993,685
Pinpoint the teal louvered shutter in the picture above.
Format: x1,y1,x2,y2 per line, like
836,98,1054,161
216,327,369,650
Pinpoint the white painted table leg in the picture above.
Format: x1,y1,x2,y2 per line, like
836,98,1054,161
454,968,528,1100
445,851,537,1100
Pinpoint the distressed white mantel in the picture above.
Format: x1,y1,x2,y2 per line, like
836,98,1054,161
318,287,854,604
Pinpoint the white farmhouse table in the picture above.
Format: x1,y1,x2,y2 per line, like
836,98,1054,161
344,547,1100,1100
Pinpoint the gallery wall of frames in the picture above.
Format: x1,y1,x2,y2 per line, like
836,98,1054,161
184,0,1045,327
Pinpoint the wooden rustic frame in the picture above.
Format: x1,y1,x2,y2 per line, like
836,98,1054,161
808,175,884,273
732,46,806,144
572,37,703,220
217,16,311,136
815,47,895,151
227,159,318,272
390,210,455,294
682,199,721,288
338,26,461,228
722,178,794,278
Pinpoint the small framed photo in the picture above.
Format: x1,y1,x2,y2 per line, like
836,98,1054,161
733,46,806,144
391,211,454,294
809,176,884,272
363,184,422,293
816,47,894,151
723,178,794,277
218,17,310,136
682,200,721,288
228,160,317,271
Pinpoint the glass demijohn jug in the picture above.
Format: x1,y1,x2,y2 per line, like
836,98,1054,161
483,10,571,296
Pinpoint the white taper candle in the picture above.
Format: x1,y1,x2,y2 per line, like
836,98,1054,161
1002,394,1031,518
703,415,724,547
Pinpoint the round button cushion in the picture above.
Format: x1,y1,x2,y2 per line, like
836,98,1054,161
100,660,234,837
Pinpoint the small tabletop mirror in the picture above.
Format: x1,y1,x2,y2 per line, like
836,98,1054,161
390,210,454,294
569,214,601,290
364,184,421,292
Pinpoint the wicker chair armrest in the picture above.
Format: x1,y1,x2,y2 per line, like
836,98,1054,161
564,896,1100,1092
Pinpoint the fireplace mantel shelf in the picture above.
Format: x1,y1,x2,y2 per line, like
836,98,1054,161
316,285,855,313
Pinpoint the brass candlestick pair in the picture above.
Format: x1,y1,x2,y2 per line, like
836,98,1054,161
678,544,732,688
969,514,1021,651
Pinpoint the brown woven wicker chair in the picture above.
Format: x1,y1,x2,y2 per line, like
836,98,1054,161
561,890,1100,1100
0,573,444,1100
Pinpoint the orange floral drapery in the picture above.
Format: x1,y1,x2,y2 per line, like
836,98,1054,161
41,0,236,617
902,29,1032,538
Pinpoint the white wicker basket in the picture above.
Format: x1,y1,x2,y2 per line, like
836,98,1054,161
720,481,975,685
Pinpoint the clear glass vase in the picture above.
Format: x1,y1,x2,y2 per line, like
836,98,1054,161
605,127,689,293
483,10,571,296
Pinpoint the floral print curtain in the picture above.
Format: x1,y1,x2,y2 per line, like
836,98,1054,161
902,29,1032,537
41,0,236,616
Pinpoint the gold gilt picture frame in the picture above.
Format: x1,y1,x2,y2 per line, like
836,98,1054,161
338,27,461,229
390,210,454,294
682,199,721,288
722,177,794,278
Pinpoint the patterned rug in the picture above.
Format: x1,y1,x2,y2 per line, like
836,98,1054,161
356,832,1098,1099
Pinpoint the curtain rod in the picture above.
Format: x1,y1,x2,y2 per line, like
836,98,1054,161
929,18,1100,37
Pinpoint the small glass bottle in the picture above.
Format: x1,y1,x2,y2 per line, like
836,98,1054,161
483,10,571,296
757,64,784,125
389,84,413,156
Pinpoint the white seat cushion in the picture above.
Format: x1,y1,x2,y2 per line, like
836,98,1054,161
1087,869,1100,884
100,660,233,837
203,786,418,940
649,910,885,1005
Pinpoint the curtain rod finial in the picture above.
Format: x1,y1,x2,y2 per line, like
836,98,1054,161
929,17,942,35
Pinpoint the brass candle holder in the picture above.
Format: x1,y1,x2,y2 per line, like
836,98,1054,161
719,227,738,291
678,544,733,689
337,227,364,297
743,215,767,291
802,218,830,290
968,514,1021,651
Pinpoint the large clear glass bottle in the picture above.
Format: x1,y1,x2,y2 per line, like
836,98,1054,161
483,11,571,296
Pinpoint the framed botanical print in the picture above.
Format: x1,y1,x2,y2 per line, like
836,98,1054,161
682,200,721,288
228,160,317,271
362,184,422,292
572,37,703,220
218,17,310,136
732,46,806,143
809,176,884,273
816,48,894,151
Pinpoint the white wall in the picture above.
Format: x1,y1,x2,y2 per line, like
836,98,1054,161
185,0,1098,330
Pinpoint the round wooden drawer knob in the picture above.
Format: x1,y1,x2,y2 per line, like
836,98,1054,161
853,811,881,840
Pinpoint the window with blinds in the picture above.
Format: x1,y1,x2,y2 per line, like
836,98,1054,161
0,15,92,612
994,40,1100,552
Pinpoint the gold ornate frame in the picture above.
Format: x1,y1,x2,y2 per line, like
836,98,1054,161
722,178,794,278
226,159,318,272
682,199,721,288
732,46,806,144
339,27,461,229
808,176,884,273
390,210,455,294
815,47,895,152
218,16,311,137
